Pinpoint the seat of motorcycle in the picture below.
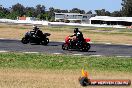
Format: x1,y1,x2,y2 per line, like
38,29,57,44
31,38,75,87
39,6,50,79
30,31,35,33
43,33,51,36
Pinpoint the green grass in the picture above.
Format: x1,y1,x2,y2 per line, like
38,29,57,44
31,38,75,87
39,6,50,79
0,53,132,72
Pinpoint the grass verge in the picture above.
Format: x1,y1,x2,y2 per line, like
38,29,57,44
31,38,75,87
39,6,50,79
0,53,132,88
0,53,131,72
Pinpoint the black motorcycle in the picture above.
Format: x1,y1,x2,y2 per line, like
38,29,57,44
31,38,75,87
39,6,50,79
21,31,51,45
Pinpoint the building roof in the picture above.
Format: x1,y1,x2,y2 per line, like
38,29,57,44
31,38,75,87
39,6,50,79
89,16,132,22
54,12,91,16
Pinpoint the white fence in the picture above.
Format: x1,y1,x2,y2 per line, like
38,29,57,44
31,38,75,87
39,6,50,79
0,19,126,28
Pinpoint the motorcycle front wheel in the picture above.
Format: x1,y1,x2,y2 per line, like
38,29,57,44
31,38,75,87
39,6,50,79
62,43,69,50
41,38,49,45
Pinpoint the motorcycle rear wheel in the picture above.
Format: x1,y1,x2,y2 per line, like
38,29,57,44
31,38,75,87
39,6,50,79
21,37,29,44
82,43,91,52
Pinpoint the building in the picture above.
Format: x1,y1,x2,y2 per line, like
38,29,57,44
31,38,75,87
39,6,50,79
89,16,132,26
18,17,36,21
55,13,92,23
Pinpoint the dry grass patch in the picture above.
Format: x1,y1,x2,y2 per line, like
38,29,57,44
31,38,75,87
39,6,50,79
85,33,132,44
1,23,132,44
0,69,131,88
0,23,72,41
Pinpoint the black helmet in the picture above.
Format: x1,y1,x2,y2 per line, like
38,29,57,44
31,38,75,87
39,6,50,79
74,28,79,33
33,25,38,30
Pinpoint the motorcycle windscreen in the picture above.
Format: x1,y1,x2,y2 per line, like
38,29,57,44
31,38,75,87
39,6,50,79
65,36,70,42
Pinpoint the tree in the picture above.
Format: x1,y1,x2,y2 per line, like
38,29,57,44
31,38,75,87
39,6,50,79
0,5,9,18
105,11,111,16
43,13,50,20
25,7,35,17
121,0,132,16
54,9,61,13
80,10,85,14
86,10,92,14
6,12,19,19
0,11,5,18
35,4,45,14
111,11,122,17
48,7,55,21
95,9,111,16
11,3,25,16
54,9,68,13
60,10,68,13
70,8,85,14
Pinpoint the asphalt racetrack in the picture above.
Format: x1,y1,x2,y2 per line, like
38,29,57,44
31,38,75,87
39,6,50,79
0,39,132,57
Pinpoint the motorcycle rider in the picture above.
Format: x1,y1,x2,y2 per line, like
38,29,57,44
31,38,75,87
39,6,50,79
70,28,84,46
32,25,43,41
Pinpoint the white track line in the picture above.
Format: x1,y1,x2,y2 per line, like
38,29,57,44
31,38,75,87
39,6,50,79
89,42,93,44
53,53,62,55
0,38,6,39
0,38,21,40
0,50,9,53
122,44,132,46
60,41,65,42
105,43,112,45
73,54,83,56
116,56,131,58
0,50,131,58
90,55,102,57
23,52,39,54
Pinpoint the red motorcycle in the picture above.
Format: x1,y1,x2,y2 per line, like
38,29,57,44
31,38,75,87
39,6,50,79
62,36,91,52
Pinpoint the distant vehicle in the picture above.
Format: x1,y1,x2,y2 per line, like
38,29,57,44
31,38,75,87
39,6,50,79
21,31,50,45
62,35,91,52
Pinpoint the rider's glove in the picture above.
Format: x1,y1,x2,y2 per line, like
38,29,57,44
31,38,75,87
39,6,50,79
33,35,35,37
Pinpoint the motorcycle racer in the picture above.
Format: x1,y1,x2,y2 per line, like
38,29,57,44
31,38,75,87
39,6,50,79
70,28,84,46
32,25,43,40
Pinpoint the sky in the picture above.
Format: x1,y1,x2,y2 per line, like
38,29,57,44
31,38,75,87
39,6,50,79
0,0,122,12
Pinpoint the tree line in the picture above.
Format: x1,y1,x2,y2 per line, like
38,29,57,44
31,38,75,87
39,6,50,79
0,0,131,21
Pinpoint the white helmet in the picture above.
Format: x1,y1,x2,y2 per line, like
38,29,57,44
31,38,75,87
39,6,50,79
33,25,38,31
33,25,37,28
